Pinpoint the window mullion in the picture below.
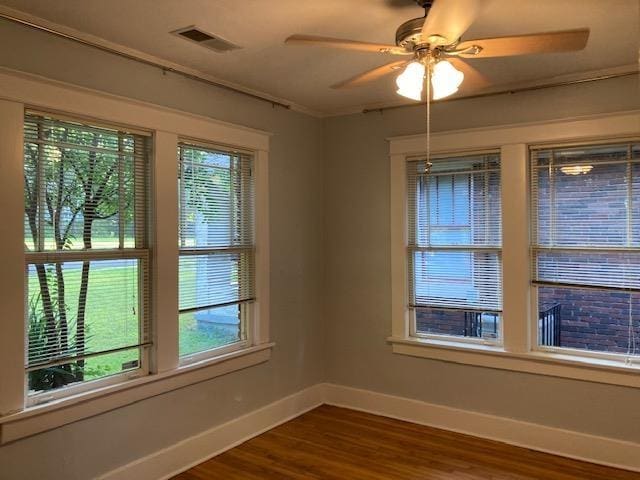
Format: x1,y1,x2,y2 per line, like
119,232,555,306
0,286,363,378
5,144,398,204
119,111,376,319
501,144,530,353
151,131,180,373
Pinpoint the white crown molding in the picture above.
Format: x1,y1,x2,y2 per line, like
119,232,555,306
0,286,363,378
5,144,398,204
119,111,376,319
99,383,640,479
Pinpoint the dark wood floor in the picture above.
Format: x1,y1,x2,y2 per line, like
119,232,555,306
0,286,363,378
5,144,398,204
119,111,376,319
173,405,639,479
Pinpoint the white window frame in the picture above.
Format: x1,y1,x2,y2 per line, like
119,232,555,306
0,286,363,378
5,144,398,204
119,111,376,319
176,141,257,365
389,109,640,389
528,139,640,361
406,152,503,346
0,68,272,443
22,113,153,407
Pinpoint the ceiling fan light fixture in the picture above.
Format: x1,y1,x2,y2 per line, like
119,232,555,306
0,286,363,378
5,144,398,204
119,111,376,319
560,165,593,175
396,61,425,101
431,59,464,100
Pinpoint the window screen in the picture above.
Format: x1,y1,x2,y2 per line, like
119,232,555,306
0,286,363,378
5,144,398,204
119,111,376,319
531,142,640,356
407,153,502,340
178,142,255,357
23,112,151,395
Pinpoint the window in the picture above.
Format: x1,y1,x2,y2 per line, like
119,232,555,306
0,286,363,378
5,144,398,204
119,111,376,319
178,142,255,358
390,113,640,387
407,153,502,341
0,74,271,439
531,141,640,358
23,112,150,397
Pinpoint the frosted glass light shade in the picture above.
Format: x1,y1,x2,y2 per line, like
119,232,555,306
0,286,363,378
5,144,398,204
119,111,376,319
396,61,425,101
431,60,464,100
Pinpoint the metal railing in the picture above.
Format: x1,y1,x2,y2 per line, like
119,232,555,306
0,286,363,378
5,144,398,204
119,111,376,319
539,303,562,347
463,304,562,345
464,311,499,338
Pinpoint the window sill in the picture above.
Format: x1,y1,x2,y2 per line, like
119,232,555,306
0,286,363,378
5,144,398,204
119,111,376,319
0,343,274,444
388,336,640,388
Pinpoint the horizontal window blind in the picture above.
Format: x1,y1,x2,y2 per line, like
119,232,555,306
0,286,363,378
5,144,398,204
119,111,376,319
178,142,255,354
23,112,150,394
531,142,640,291
407,153,502,313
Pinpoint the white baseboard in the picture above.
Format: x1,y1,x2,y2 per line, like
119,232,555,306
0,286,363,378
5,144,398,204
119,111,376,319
101,382,640,479
100,383,325,480
323,383,640,473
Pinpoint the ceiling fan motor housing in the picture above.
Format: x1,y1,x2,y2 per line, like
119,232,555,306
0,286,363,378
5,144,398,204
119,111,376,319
395,17,426,50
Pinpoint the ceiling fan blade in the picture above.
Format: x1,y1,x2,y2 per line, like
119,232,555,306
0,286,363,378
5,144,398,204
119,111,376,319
331,60,410,89
457,29,590,58
445,57,490,94
384,0,421,7
422,0,482,46
285,34,410,55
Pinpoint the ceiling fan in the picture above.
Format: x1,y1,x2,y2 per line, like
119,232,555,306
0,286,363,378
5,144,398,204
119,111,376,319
284,0,590,101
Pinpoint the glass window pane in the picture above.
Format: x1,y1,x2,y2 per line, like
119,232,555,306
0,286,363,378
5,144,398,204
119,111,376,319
536,250,640,290
179,147,253,248
179,252,254,311
27,259,143,393
412,250,501,312
408,153,502,342
23,115,145,252
29,348,140,395
538,286,639,355
178,143,255,358
179,305,243,357
23,114,150,397
532,142,640,357
416,307,500,340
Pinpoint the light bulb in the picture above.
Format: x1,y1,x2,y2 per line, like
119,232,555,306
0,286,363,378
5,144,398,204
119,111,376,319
396,61,425,101
560,165,593,175
431,60,464,100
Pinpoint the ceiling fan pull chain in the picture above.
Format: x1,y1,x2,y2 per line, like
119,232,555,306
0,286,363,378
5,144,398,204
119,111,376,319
425,61,432,173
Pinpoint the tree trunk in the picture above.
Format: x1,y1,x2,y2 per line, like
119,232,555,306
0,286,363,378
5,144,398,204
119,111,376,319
53,149,73,381
75,139,99,382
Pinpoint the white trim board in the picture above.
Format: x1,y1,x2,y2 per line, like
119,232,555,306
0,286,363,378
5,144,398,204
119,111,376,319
0,67,271,152
388,109,640,156
324,383,640,473
1,346,273,444
101,383,326,480
101,383,640,479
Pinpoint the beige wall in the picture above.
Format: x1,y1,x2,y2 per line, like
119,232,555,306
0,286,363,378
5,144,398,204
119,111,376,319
0,19,325,480
323,73,640,444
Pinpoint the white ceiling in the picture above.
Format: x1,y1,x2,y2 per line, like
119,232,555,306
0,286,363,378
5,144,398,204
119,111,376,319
1,0,638,115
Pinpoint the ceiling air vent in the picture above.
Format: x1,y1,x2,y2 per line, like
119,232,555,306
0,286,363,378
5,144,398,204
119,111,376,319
172,26,241,53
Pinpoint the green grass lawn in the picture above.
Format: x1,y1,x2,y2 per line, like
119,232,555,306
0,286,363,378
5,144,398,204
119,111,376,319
179,313,240,357
28,262,239,391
